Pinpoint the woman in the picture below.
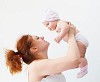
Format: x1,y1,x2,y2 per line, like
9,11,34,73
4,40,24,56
5,25,83,82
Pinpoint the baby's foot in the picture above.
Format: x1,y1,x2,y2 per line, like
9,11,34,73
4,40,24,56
77,70,88,78
77,65,88,78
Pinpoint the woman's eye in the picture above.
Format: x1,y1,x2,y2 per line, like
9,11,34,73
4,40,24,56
37,37,39,39
36,36,39,39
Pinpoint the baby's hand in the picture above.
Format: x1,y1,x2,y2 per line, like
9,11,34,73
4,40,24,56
54,36,62,43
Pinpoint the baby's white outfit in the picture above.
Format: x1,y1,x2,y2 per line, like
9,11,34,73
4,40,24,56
40,73,66,82
75,32,89,48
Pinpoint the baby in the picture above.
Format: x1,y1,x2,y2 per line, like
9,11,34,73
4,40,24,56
42,9,89,78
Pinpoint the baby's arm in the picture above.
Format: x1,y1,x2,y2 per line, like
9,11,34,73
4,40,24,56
54,25,69,43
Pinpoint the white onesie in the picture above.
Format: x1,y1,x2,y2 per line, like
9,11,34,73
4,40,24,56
75,32,89,48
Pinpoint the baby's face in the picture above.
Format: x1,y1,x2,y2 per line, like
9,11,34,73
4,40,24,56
42,21,57,31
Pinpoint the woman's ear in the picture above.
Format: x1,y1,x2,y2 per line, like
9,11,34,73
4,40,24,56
30,47,38,53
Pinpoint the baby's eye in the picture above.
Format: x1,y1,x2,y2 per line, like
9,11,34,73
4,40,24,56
46,23,49,26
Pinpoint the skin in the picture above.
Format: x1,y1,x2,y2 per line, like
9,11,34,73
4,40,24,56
28,25,81,82
43,20,87,60
42,20,79,42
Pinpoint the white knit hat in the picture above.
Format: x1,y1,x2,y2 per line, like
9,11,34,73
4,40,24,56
42,9,60,22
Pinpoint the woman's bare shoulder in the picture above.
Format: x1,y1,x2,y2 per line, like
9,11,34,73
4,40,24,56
28,59,49,71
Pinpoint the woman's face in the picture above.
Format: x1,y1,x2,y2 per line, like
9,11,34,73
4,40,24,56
31,35,50,52
42,21,57,31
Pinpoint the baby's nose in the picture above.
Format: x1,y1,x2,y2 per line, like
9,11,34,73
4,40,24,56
48,27,52,31
40,36,44,40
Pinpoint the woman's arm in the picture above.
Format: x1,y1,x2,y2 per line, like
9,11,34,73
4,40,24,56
34,25,81,76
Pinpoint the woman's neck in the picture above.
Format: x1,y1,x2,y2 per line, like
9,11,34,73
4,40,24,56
36,51,48,59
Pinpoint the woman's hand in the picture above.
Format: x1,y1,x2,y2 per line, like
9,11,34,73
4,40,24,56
68,24,76,37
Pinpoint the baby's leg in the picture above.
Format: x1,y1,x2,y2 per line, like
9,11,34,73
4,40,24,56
77,41,88,67
77,58,88,78
76,42,88,78
79,57,88,67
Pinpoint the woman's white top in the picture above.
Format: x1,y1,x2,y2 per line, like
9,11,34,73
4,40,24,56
40,73,66,82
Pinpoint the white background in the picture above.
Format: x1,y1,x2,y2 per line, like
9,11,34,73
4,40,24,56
0,0,100,82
